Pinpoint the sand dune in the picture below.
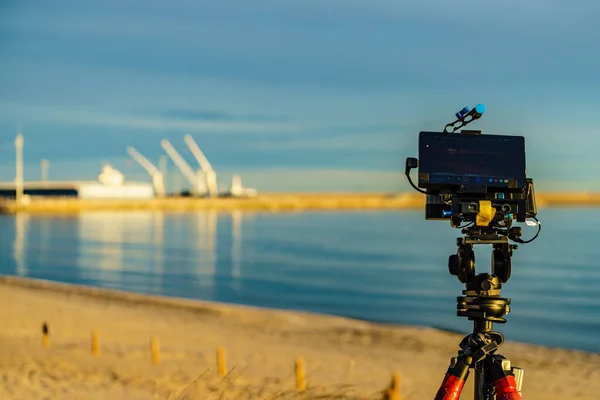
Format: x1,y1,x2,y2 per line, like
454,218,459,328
0,276,598,399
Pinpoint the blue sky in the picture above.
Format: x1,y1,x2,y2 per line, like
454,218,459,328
1,0,599,192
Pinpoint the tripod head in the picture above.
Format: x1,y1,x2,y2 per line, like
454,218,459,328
450,224,515,331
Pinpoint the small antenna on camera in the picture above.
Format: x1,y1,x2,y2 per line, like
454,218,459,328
443,104,486,133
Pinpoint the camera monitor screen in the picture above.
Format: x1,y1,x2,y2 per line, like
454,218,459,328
418,131,526,192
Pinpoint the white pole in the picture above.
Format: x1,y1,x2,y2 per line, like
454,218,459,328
15,133,24,205
41,159,49,182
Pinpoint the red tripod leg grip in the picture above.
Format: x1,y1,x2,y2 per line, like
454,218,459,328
434,373,466,400
494,376,522,400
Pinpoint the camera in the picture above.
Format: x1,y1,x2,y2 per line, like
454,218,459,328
405,105,538,231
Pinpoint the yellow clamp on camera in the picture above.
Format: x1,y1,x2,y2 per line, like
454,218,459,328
475,200,496,226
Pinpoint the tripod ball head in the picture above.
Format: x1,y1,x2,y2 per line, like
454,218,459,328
449,243,476,283
492,247,512,283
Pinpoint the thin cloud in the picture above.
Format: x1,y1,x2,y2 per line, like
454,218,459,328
246,121,426,150
0,103,299,133
160,109,290,123
247,131,415,151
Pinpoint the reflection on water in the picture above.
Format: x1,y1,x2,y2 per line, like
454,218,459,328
77,212,171,292
229,210,243,293
190,210,218,298
232,210,242,279
71,210,229,296
153,212,164,245
7,210,242,296
78,212,129,288
38,217,51,266
13,213,29,276
196,210,217,275
152,212,164,291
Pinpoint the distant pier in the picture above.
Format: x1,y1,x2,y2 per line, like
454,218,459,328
0,192,599,214
0,193,421,214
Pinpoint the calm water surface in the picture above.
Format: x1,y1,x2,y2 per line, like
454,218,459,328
0,209,598,353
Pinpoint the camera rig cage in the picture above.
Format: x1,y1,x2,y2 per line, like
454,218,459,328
404,104,541,284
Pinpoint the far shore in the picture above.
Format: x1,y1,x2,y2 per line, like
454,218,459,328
0,275,598,399
2,192,600,214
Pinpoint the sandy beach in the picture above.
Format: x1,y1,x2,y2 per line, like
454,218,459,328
0,276,598,399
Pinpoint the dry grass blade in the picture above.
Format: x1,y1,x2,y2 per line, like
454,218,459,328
171,368,211,400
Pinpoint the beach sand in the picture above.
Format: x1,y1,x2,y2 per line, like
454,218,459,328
0,276,598,400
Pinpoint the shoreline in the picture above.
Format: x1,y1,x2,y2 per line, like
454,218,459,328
0,275,598,399
2,192,600,214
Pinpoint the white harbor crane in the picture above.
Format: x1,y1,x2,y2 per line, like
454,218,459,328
183,134,218,197
184,134,258,198
160,139,207,196
126,146,166,197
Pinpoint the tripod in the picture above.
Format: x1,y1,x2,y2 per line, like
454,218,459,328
434,227,524,400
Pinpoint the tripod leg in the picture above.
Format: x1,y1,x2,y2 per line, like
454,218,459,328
434,355,471,400
487,355,523,399
474,360,487,400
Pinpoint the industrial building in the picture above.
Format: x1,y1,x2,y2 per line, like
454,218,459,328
0,163,155,200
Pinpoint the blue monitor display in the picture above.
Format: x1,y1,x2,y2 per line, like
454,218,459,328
417,131,526,192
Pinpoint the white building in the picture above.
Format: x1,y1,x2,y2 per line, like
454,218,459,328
0,164,155,199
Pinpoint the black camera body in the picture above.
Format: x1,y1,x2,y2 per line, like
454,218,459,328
406,128,537,226
425,193,530,223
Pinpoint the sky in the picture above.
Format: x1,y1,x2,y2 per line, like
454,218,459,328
1,0,599,192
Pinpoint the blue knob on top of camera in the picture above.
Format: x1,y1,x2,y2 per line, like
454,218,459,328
473,103,486,119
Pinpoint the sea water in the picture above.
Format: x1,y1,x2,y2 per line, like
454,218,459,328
0,208,598,353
